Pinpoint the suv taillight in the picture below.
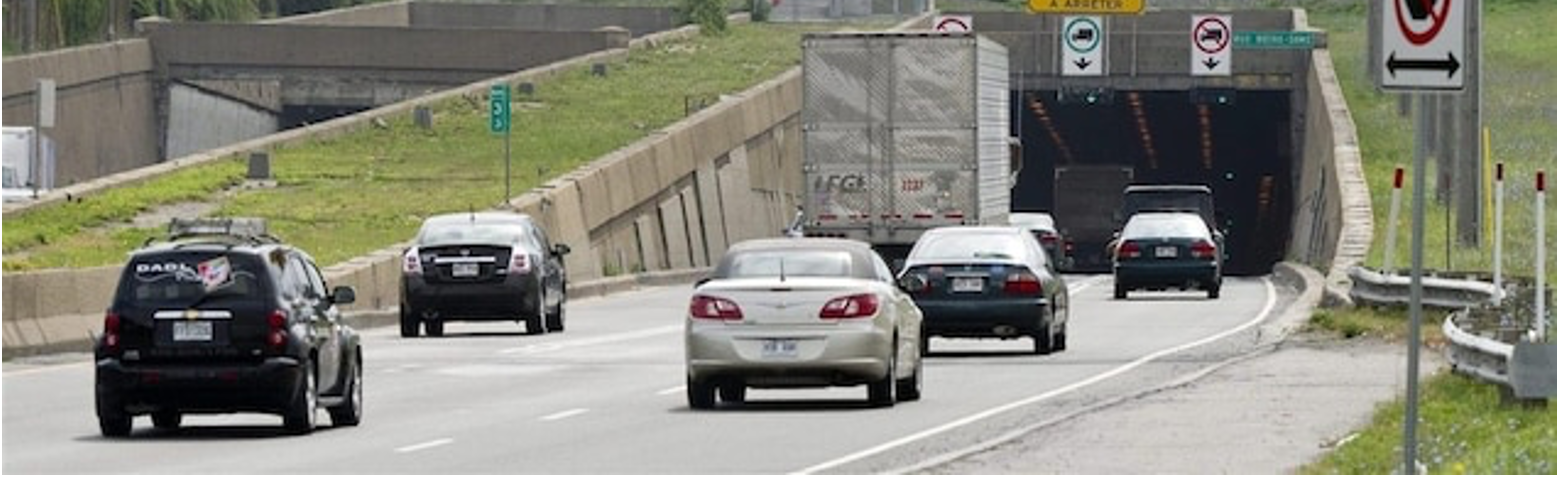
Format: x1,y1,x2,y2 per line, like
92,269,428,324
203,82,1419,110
1118,241,1142,259
819,293,879,319
689,294,743,320
1004,271,1042,295
1038,232,1058,245
509,248,532,274
267,310,288,351
103,312,121,352
1191,240,1218,259
403,247,422,275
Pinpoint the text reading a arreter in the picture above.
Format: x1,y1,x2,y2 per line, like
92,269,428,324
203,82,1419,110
1044,0,1130,10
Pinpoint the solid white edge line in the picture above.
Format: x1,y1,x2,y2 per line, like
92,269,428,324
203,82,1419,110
657,385,687,396
791,276,1277,475
539,408,590,421
394,437,455,453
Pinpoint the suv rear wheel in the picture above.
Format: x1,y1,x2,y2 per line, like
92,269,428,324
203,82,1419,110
151,410,181,430
283,365,317,435
399,305,420,338
424,319,445,337
97,394,131,437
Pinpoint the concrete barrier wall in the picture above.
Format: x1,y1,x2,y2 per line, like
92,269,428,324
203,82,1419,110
408,3,678,37
1,40,160,185
265,1,411,27
148,23,630,77
1288,9,1371,305
165,84,280,158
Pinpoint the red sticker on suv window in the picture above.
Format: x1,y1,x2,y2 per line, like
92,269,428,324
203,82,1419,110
198,256,232,291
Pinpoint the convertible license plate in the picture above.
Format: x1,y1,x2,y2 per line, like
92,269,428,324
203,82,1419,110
173,321,213,342
452,262,480,277
762,339,798,359
952,277,983,293
1155,246,1178,258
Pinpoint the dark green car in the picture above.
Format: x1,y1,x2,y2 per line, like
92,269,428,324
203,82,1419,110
1111,212,1223,300
897,226,1070,355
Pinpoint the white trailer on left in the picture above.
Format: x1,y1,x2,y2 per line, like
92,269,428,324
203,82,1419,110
2,126,55,201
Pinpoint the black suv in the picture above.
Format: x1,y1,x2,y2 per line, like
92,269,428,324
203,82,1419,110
401,211,570,337
94,218,363,437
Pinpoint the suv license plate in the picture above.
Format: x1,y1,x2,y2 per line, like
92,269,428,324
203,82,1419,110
173,321,213,342
452,263,480,277
1155,246,1178,258
762,339,798,359
952,277,983,293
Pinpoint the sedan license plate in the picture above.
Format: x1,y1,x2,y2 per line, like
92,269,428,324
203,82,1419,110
452,262,480,277
762,339,798,359
952,277,984,293
173,321,213,342
1155,246,1178,258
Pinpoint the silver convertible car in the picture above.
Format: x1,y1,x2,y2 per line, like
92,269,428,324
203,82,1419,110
684,238,924,409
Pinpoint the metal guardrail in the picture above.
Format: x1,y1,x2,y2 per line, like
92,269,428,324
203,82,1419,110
1347,266,1517,388
1347,266,1503,310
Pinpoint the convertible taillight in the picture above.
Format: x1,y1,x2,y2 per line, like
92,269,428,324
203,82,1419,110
689,295,743,320
819,293,879,319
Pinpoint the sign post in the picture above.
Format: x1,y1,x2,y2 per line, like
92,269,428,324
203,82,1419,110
490,83,512,201
1061,16,1104,76
1537,172,1547,342
1190,15,1231,76
1493,162,1503,307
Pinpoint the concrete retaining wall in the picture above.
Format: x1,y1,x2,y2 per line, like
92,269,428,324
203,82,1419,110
408,3,678,36
0,40,160,185
266,1,411,27
1287,9,1371,306
165,83,280,159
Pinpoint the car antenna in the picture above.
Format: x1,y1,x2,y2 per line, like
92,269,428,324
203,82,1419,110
469,204,475,223
779,258,787,282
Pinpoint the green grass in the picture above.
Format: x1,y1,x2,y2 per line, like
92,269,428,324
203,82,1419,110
1302,372,1555,474
1305,306,1445,342
1,22,851,271
1307,1,1556,281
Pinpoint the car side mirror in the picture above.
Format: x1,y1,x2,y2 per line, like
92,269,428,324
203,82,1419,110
554,244,572,256
694,277,711,288
331,286,356,305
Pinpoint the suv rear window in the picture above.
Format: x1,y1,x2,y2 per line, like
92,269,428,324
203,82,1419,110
119,252,271,308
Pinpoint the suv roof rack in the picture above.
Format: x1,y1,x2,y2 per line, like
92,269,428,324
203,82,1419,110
143,217,283,247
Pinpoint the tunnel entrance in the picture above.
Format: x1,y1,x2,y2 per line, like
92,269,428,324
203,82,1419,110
280,105,371,129
1011,89,1294,276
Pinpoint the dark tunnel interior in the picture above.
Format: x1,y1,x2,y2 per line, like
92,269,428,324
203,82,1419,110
1010,89,1294,276
281,105,371,130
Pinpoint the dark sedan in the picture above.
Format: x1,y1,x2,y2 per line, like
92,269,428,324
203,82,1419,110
1111,212,1222,300
401,212,570,337
897,226,1070,355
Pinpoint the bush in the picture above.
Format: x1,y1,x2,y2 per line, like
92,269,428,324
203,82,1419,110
680,0,728,35
750,0,772,22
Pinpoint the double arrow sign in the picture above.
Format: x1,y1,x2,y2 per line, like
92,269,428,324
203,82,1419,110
1386,51,1460,78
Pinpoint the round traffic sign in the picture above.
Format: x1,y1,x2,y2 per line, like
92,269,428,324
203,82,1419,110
1192,17,1230,54
1393,0,1451,46
934,16,970,33
1064,17,1101,54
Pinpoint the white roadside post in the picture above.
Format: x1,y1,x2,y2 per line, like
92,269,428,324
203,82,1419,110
1536,171,1547,342
1384,166,1405,273
1493,163,1504,307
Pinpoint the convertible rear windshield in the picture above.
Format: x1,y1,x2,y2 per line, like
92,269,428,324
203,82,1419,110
723,250,853,279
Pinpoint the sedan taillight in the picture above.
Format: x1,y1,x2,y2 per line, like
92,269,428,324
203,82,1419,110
819,293,879,319
509,247,532,274
1117,241,1142,259
1191,239,1218,259
1004,271,1043,295
689,294,743,320
402,248,422,275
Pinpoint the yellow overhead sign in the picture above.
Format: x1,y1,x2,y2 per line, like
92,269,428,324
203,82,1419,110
1027,0,1145,14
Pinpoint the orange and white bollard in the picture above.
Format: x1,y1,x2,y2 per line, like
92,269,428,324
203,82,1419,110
1384,166,1405,273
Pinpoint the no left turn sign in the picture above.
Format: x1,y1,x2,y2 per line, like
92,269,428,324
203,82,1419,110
1379,0,1465,90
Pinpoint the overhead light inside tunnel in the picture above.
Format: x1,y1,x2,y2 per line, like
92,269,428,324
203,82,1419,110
1127,92,1158,170
1190,88,1237,106
1028,95,1075,165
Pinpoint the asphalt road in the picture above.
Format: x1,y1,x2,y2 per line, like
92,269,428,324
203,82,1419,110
3,274,1285,474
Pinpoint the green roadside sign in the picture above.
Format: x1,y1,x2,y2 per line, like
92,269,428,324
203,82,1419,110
489,84,510,134
1233,31,1317,49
